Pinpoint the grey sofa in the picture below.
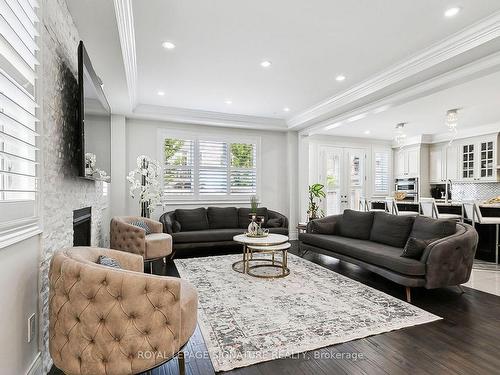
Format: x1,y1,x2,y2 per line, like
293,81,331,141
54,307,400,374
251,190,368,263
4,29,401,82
159,207,288,257
299,209,478,302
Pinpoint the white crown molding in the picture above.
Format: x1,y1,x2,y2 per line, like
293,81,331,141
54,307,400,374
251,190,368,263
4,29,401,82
113,0,137,110
430,122,500,144
289,11,500,130
300,51,500,137
131,104,288,131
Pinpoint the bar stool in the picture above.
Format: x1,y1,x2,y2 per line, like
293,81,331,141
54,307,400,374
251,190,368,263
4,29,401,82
361,196,386,212
420,197,462,221
385,197,419,216
463,200,500,264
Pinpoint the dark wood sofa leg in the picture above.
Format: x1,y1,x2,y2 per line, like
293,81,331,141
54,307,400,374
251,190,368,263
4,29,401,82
178,351,185,375
405,287,411,303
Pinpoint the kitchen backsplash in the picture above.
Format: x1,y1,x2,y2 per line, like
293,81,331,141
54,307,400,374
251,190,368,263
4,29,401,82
451,182,500,201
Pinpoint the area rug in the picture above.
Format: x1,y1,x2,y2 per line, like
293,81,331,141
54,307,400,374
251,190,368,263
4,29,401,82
175,253,441,372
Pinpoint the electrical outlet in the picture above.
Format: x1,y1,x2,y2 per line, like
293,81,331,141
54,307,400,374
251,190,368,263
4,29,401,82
28,313,36,343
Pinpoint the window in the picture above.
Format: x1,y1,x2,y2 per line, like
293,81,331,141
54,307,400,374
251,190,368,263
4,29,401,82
0,0,40,245
162,134,258,200
373,150,390,195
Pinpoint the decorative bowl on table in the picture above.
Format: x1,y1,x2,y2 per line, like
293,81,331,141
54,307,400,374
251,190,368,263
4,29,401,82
245,232,269,238
394,192,407,201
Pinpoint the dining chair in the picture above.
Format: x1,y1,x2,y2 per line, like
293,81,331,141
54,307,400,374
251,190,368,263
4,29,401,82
385,197,419,216
420,197,462,221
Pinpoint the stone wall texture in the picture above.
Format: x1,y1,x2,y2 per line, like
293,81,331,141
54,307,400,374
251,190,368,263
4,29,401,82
39,0,109,372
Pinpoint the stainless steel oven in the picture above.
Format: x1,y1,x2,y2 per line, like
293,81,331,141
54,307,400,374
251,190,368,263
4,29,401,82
395,178,419,201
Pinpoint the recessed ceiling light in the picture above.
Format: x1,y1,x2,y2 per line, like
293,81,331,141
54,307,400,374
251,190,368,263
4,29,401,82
260,60,272,68
364,130,371,135
283,107,290,112
444,7,461,18
335,75,346,82
162,41,176,49
157,91,165,96
225,99,232,105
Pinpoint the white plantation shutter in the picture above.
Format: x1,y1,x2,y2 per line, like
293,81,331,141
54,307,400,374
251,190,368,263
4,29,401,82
374,150,390,195
199,140,228,195
164,138,194,195
162,135,259,199
0,0,39,231
230,143,256,195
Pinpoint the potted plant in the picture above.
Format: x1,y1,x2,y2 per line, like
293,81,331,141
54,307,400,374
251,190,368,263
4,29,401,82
127,155,162,218
308,183,326,220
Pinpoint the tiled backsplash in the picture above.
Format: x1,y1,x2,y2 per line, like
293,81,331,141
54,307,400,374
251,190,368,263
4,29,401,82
451,182,500,201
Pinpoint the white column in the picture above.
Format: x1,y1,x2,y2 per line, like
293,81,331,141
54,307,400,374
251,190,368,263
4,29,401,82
286,131,299,240
110,115,127,217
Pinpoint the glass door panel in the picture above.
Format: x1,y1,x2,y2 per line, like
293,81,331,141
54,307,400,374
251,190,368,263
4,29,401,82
320,147,343,215
346,149,365,211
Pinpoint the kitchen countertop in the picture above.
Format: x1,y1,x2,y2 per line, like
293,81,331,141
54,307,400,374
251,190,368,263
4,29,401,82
372,199,500,208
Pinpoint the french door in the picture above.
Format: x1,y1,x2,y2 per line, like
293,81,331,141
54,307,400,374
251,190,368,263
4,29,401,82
319,146,366,215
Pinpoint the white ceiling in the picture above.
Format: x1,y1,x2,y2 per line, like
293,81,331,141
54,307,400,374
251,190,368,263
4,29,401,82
322,69,500,140
66,0,500,129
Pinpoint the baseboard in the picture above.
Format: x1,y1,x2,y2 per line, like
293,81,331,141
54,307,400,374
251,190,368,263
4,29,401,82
26,352,42,375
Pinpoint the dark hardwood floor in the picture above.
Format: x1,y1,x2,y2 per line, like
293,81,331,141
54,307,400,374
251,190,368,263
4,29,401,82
50,242,500,375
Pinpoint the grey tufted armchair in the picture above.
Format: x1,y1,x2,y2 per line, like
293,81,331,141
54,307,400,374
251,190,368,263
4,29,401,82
49,247,198,375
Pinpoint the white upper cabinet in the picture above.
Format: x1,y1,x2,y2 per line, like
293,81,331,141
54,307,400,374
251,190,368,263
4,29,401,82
429,144,458,183
457,134,498,182
394,147,420,178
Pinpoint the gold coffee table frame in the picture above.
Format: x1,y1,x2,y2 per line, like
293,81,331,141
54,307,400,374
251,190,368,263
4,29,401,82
246,243,291,279
232,234,290,278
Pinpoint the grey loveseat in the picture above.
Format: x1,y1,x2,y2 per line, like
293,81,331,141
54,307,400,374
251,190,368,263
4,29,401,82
299,209,478,302
159,207,288,257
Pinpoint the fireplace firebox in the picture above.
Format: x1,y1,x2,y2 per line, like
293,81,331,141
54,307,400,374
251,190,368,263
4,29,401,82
73,207,91,246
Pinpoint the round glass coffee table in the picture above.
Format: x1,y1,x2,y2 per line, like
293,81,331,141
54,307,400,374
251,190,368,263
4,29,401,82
233,233,290,278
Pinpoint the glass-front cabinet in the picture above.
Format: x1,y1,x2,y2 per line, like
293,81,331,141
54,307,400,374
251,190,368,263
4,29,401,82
457,134,498,182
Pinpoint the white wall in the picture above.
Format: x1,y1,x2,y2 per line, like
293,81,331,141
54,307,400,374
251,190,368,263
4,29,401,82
0,236,40,374
121,119,292,224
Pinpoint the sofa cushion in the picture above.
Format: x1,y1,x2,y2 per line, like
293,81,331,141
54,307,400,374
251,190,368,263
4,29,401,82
172,228,244,243
175,208,209,231
309,219,336,235
410,216,456,241
238,207,268,228
370,212,414,248
299,233,425,276
207,207,239,229
268,227,289,236
339,210,374,240
145,233,173,259
401,237,431,260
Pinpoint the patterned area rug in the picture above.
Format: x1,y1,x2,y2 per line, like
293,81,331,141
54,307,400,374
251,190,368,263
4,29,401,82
175,253,440,372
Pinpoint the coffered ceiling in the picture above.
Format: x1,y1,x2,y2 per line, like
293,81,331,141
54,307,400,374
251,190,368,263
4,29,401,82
66,0,500,134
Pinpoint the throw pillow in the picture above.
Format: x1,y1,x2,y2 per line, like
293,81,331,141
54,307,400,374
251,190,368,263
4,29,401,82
175,208,209,231
266,217,283,228
410,216,456,241
172,220,182,233
339,209,374,240
97,255,122,269
130,220,151,234
370,212,415,248
401,237,433,260
309,220,335,234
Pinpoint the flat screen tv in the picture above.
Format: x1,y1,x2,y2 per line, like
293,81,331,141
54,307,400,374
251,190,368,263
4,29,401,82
78,41,111,182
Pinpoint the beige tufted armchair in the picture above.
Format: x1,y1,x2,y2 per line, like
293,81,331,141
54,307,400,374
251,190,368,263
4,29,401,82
49,247,198,375
110,216,173,272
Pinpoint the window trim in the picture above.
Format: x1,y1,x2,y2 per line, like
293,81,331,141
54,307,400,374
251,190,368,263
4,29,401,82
157,129,262,203
372,147,392,197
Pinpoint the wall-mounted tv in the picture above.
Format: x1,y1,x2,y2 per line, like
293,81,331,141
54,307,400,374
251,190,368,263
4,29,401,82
78,41,111,182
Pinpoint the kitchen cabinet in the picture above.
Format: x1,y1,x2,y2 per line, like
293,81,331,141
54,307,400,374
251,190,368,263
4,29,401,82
395,147,420,178
429,144,458,183
458,134,499,182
